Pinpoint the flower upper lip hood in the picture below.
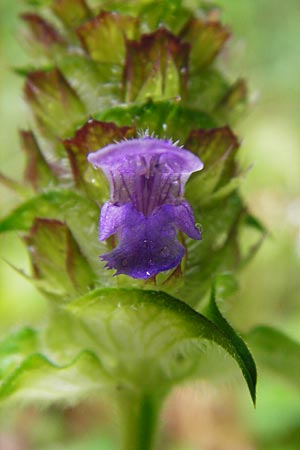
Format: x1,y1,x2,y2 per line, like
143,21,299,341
88,137,203,173
88,137,204,279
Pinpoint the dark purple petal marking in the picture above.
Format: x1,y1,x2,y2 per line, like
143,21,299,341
87,137,203,279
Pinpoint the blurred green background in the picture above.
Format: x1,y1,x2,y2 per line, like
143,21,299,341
0,0,300,449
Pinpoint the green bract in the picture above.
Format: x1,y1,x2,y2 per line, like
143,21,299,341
0,286,257,405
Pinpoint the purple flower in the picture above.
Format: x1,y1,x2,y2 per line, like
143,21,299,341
88,137,203,279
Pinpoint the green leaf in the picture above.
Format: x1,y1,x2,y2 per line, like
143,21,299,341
20,13,65,60
0,172,30,198
244,213,268,235
0,190,96,233
247,326,300,389
0,328,38,380
180,18,230,71
96,100,216,144
186,126,238,169
216,79,247,121
187,68,230,113
182,192,265,305
0,287,256,405
185,126,239,202
51,0,92,29
21,0,53,7
139,0,191,34
0,190,107,281
77,11,139,64
20,130,57,191
58,54,121,113
24,218,96,298
181,192,244,302
199,172,246,205
42,308,102,364
24,68,87,137
66,287,256,402
85,0,218,19
204,275,257,404
123,29,189,102
0,351,108,405
0,319,108,406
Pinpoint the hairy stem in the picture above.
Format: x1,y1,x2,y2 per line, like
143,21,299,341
119,390,163,450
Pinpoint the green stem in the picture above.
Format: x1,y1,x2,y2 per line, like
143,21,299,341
119,390,163,450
